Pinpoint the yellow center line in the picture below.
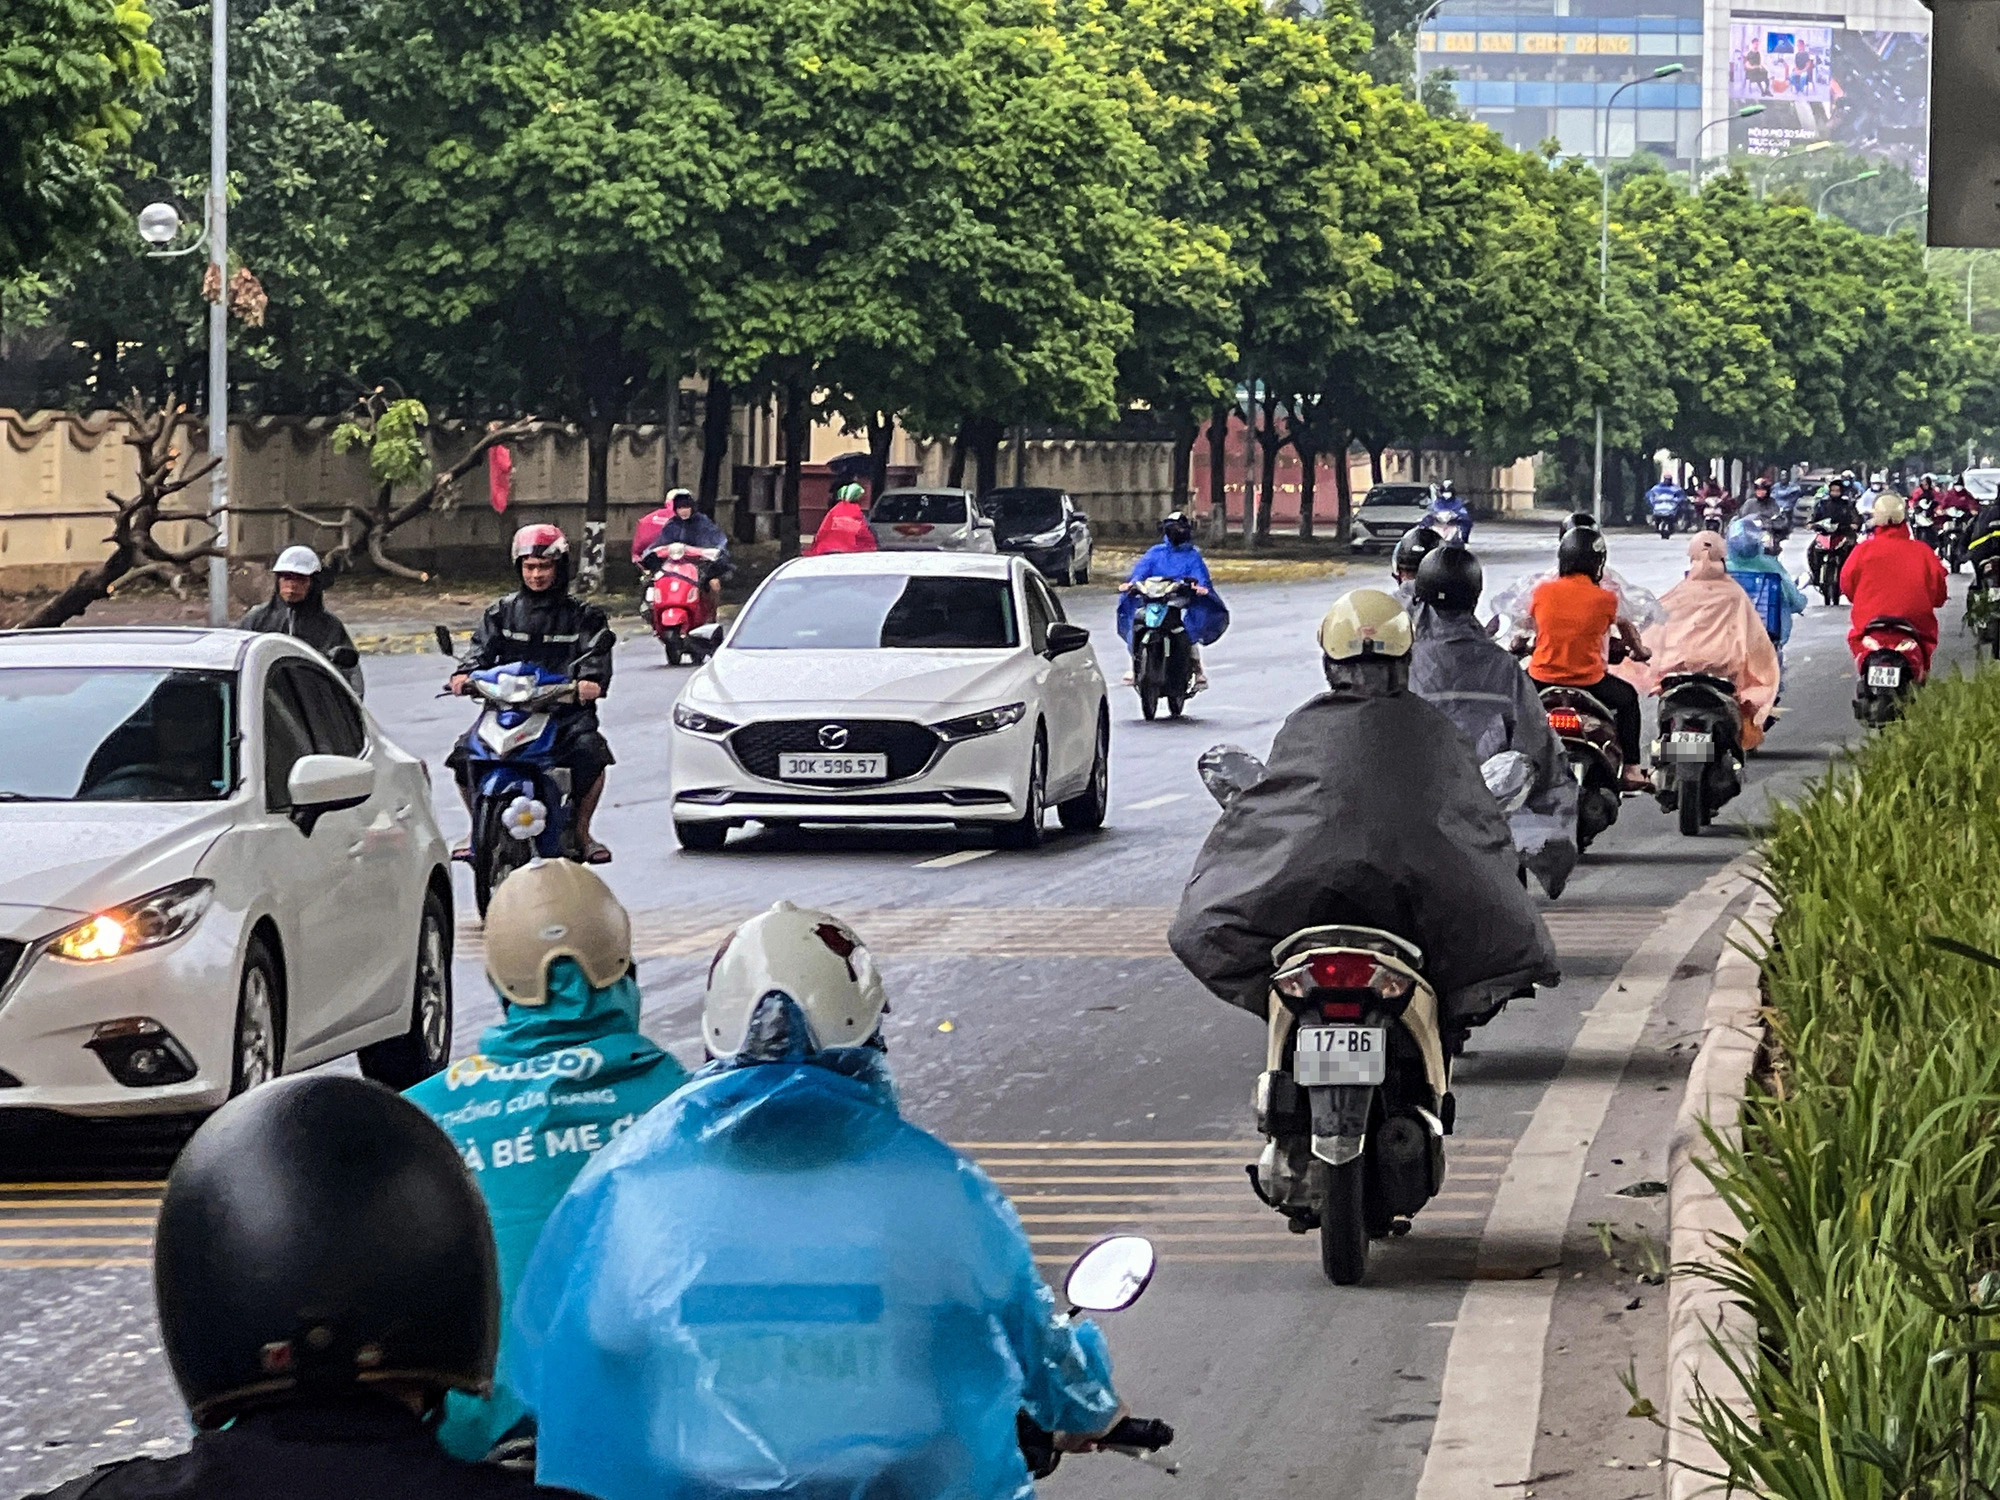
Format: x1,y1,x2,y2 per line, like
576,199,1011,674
0,1257,150,1269
0,1218,159,1227
0,1182,164,1192
0,1237,153,1247
0,1199,162,1209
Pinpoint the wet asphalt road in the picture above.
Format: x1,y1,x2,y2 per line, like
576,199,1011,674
0,519,1974,1497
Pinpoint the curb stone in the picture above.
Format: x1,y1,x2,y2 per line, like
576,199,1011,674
1665,886,1776,1499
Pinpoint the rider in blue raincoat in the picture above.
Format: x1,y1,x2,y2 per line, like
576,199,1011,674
511,902,1124,1500
404,860,688,1463
1118,511,1229,690
1424,479,1473,546
1724,516,1807,702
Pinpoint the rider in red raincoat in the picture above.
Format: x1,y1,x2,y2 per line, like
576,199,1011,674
1840,492,1948,675
804,482,879,556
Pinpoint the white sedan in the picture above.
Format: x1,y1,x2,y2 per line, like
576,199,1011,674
0,627,454,1119
668,553,1109,850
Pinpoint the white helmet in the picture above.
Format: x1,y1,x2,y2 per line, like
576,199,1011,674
274,545,322,577
482,858,632,1006
1317,588,1413,662
702,901,888,1057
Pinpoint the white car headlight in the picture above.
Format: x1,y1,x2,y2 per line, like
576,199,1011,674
931,702,1027,742
1029,528,1066,547
49,879,214,963
673,702,738,736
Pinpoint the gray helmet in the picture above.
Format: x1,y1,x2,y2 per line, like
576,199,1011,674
1392,526,1443,578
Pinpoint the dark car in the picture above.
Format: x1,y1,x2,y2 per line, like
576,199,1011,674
983,486,1094,585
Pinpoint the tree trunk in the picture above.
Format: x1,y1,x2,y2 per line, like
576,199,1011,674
1206,407,1229,534
663,364,682,497
578,410,612,594
1331,425,1356,546
956,415,1003,498
697,374,732,511
1254,390,1284,542
866,412,895,500
778,375,810,559
19,552,139,630
1297,440,1317,539
1240,381,1258,549
947,429,969,487
1368,441,1386,486
1169,409,1198,512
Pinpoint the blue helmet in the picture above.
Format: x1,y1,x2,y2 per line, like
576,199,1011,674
1725,516,1764,560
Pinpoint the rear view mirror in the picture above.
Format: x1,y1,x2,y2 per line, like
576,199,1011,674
688,623,724,647
286,754,375,836
433,625,454,657
571,628,617,671
1045,622,1090,658
328,645,360,671
1064,1235,1155,1313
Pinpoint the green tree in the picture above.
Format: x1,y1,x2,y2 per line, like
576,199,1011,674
1,0,161,280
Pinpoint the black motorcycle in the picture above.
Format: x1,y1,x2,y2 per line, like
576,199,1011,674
1970,556,2000,660
1539,684,1623,852
1651,674,1744,837
1936,508,1974,574
1853,616,1926,727
1128,576,1199,720
1807,518,1856,607
1911,495,1940,554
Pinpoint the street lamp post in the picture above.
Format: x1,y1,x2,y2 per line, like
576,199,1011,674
1688,104,1764,193
1753,137,1832,200
1412,0,1448,96
1816,168,1881,216
1595,63,1684,520
205,0,228,627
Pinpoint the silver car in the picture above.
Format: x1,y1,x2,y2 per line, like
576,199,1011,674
869,488,997,553
1350,483,1434,553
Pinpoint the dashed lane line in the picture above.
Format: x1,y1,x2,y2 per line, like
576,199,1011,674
913,850,995,870
1124,794,1189,811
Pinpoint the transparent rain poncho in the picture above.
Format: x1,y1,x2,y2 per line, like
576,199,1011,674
510,1004,1120,1500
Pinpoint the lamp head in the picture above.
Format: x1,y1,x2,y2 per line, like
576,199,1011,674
137,202,182,246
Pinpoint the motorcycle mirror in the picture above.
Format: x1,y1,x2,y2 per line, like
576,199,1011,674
1063,1235,1155,1314
1197,744,1266,808
328,645,361,671
570,628,617,670
688,623,724,647
1480,750,1536,814
434,625,455,657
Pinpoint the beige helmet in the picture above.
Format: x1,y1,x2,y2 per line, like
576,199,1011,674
1317,587,1413,662
702,901,888,1057
1872,491,1909,527
483,859,632,1006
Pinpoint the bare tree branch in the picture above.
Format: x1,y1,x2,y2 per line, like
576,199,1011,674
366,526,428,581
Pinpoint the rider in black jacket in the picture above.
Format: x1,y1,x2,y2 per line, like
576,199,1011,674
22,1075,589,1500
1811,476,1862,533
446,525,617,862
238,546,364,696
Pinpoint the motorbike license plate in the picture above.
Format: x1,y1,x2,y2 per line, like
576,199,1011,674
1868,665,1903,688
1662,732,1714,762
779,753,887,780
1293,1026,1387,1088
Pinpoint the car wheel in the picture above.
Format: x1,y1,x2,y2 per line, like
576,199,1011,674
358,888,454,1088
1057,708,1109,832
998,730,1048,849
675,819,730,852
230,937,284,1098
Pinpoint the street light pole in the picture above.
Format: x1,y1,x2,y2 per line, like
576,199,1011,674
1412,0,1448,98
1595,63,1683,521
1815,168,1880,216
1753,137,1832,200
1688,105,1764,193
205,0,229,626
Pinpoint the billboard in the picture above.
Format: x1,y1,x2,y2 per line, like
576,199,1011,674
1729,19,1931,181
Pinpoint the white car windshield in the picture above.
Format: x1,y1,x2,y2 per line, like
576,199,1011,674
1361,485,1431,508
731,575,1020,650
0,668,235,802
871,493,971,525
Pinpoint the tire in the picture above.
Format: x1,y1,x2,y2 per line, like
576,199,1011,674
674,820,729,852
359,887,454,1088
1677,776,1703,837
1137,643,1161,721
1314,1159,1368,1286
473,797,535,919
1057,709,1109,832
662,633,684,665
998,731,1048,849
1656,521,1673,540
1077,556,1090,585
230,937,283,1098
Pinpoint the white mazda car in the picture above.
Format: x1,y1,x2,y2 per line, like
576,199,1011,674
668,554,1109,849
0,628,454,1120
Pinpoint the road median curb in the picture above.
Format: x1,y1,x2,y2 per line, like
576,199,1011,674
1665,883,1775,1500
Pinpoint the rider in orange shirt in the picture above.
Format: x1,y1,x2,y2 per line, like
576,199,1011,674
1526,525,1652,790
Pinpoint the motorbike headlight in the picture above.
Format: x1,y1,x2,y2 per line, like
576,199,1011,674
49,879,214,963
931,702,1028,742
672,702,738,737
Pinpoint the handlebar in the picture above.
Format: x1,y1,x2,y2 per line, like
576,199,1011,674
1101,1417,1175,1452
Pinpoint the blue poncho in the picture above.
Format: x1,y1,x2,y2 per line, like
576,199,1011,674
405,959,689,1460
1117,540,1230,647
510,1048,1119,1500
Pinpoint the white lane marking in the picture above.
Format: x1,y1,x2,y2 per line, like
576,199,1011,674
1126,793,1190,811
914,849,995,870
1413,859,1751,1499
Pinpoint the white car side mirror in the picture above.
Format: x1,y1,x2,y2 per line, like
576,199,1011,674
287,754,374,835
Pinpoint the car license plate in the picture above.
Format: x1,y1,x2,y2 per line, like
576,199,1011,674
779,753,887,780
1868,665,1903,688
1293,1025,1386,1087
1663,731,1713,762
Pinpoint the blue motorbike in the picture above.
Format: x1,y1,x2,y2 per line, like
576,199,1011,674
1648,488,1691,539
1423,500,1472,547
434,625,613,916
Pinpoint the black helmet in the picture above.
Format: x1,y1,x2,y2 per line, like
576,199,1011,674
155,1075,498,1428
1557,524,1608,579
1414,545,1483,612
1161,511,1193,546
1392,525,1443,578
1560,511,1598,537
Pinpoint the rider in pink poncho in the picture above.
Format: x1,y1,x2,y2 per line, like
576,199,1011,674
1619,533,1782,751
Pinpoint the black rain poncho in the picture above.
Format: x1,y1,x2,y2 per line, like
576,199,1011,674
1168,686,1560,1023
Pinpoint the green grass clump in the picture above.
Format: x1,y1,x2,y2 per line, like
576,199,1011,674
1696,667,2000,1497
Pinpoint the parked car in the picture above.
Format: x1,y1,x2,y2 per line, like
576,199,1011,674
983,486,1094,585
868,488,997,553
668,553,1109,851
1350,483,1435,553
1962,468,2000,502
0,627,454,1121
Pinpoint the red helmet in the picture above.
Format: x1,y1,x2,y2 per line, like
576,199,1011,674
511,524,569,563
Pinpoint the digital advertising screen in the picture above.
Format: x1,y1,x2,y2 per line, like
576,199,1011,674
1728,18,1930,181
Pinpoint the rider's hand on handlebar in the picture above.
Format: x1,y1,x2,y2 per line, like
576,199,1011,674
448,673,470,696
577,680,603,704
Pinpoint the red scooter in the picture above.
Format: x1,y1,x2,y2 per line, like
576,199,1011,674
641,543,719,665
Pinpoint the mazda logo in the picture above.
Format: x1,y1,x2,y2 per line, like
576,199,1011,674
817,724,849,750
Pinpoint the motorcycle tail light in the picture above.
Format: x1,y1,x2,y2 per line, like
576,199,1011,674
1316,1000,1365,1022
1546,708,1584,734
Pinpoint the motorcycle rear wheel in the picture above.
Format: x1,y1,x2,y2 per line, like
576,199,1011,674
1314,1159,1368,1286
662,632,684,665
1656,521,1673,540
1677,777,1702,837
